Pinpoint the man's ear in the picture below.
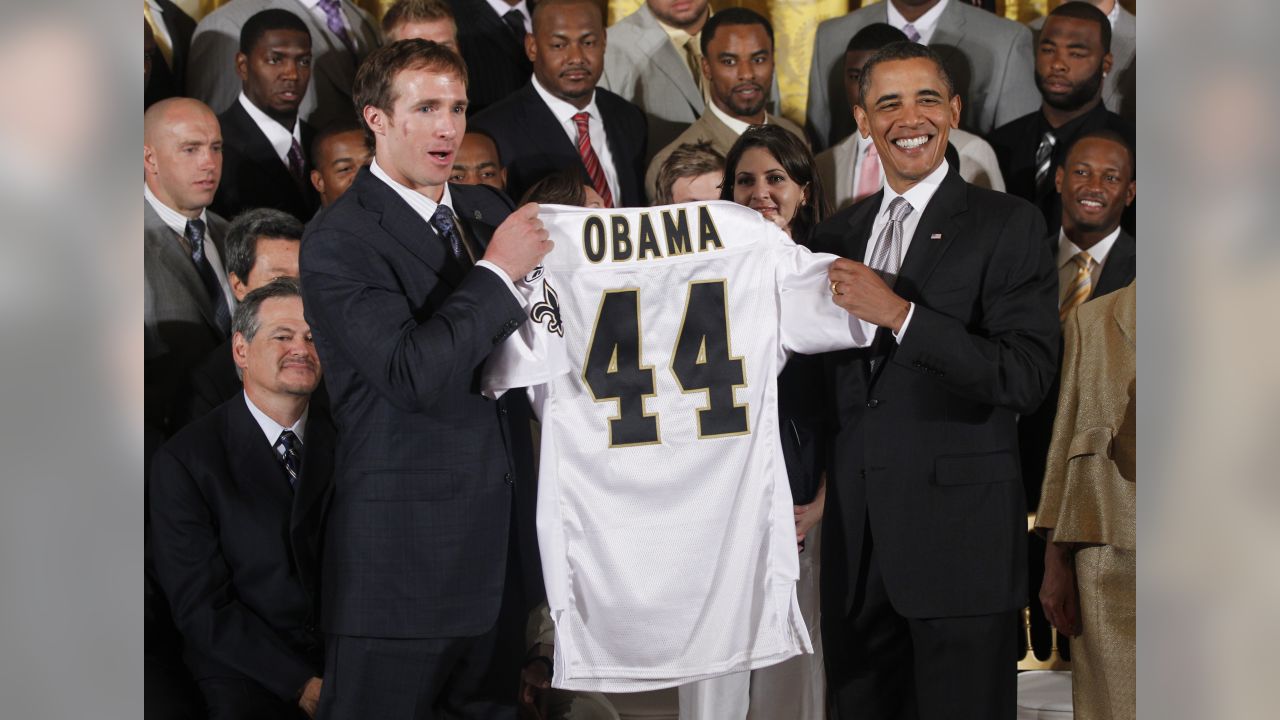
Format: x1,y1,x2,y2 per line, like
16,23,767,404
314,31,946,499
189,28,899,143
1055,165,1065,194
1124,180,1136,207
853,105,869,139
949,93,962,129
231,332,250,372
363,105,387,138
524,32,536,63
310,168,325,195
229,272,251,302
235,52,249,83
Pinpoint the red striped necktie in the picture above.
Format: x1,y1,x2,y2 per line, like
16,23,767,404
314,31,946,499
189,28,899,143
572,111,614,207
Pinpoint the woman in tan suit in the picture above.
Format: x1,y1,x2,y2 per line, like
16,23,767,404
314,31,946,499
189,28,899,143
1037,281,1136,720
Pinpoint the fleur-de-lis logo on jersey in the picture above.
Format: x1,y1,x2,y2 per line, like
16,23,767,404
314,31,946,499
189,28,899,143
531,280,564,337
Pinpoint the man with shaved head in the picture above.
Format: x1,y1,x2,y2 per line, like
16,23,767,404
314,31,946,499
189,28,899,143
144,97,234,439
471,0,647,205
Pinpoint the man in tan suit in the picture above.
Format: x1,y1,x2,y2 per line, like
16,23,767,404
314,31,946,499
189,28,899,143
644,8,804,202
1037,280,1136,720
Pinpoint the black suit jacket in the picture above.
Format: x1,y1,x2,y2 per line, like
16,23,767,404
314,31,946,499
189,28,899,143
987,102,1135,235
811,168,1060,619
149,395,334,702
145,0,197,108
1018,229,1135,509
471,82,648,207
450,0,534,116
212,100,320,222
299,168,538,638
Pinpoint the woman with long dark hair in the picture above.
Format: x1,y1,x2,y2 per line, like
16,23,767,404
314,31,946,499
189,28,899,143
721,124,831,245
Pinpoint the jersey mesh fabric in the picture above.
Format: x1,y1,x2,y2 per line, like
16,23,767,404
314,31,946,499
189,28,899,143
485,201,871,691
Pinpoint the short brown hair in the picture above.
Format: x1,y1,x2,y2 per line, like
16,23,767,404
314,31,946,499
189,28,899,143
381,0,454,35
653,141,725,205
520,168,587,206
352,39,468,137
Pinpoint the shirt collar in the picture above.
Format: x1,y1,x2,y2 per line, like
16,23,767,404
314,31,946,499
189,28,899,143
655,6,711,51
244,391,308,447
706,98,766,138
369,158,454,225
532,75,600,126
295,0,322,9
878,159,949,218
486,0,530,28
238,92,302,155
1057,225,1121,268
144,182,209,237
1107,1,1121,26
887,0,949,43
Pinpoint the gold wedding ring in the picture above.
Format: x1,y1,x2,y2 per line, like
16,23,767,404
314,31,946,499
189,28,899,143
830,280,842,296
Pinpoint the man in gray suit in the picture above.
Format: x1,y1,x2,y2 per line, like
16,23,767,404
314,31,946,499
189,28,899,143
144,97,234,439
806,0,1040,149
187,0,380,131
1030,0,1134,122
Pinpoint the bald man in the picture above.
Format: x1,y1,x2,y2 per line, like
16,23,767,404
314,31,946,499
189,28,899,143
144,97,235,439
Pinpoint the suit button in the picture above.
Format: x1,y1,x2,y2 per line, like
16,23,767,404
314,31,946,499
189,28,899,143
504,472,514,486
866,399,880,408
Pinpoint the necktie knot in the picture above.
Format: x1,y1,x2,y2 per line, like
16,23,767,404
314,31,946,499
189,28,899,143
276,430,301,488
1073,250,1093,271
903,23,922,44
430,204,465,260
185,219,207,262
572,111,591,133
318,0,357,56
503,9,526,40
888,196,914,223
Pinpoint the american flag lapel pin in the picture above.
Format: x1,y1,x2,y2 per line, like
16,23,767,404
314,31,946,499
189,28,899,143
930,233,942,240
474,210,483,220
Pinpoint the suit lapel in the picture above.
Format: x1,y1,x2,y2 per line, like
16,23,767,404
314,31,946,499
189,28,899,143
639,5,704,114
894,169,967,301
225,102,306,203
145,202,223,331
355,168,463,290
1094,230,1136,298
596,95,634,203
290,407,334,546
834,134,859,208
930,1,969,62
227,397,295,509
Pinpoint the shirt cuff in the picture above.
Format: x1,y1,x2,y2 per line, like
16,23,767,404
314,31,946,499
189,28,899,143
476,260,527,307
892,302,915,343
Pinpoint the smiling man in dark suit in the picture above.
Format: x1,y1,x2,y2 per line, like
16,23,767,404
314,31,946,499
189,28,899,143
299,40,550,717
150,278,333,719
471,0,646,207
212,9,320,221
812,42,1059,719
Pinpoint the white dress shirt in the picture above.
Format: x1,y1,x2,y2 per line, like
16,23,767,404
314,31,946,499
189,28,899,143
1056,226,1120,307
144,182,236,311
145,0,173,59
887,0,950,45
531,76,622,204
863,159,952,342
706,99,770,138
245,392,309,463
238,92,303,168
368,159,525,304
486,0,531,33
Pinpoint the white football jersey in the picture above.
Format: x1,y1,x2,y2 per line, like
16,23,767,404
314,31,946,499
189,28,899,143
484,201,873,692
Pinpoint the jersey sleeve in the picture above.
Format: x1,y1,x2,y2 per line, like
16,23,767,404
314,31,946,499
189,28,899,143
481,267,571,399
773,233,875,356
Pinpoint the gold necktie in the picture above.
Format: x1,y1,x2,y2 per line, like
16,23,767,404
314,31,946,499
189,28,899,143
685,37,703,93
1060,250,1093,322
143,2,174,69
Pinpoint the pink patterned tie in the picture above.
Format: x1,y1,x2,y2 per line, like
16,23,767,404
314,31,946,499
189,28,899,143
853,141,882,203
572,112,614,208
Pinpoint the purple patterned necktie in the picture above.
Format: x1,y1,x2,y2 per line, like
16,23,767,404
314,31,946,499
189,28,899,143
317,0,357,56
903,23,922,44
287,137,307,188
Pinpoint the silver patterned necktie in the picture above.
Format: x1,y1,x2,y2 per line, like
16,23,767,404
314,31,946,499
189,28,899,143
1034,131,1057,198
276,430,300,489
869,196,914,286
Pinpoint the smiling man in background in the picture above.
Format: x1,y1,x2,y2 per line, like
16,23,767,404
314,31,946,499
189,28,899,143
308,122,372,210
644,7,803,202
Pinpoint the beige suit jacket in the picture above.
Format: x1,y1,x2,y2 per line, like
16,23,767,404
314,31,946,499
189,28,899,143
1036,281,1136,551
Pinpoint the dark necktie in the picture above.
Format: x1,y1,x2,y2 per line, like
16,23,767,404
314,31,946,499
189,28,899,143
275,430,301,489
317,0,357,56
1034,130,1057,200
287,137,307,189
502,8,526,42
185,219,231,335
572,112,614,207
430,204,467,263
